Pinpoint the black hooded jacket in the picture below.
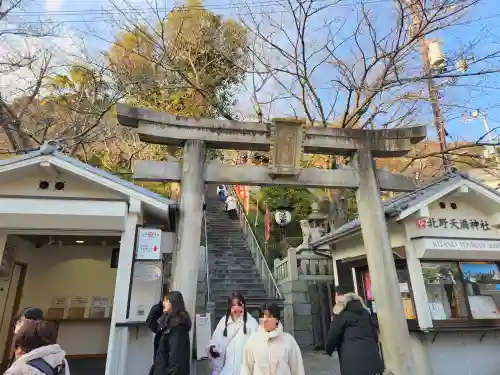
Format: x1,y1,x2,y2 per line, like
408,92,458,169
146,301,164,362
147,292,192,375
326,294,384,375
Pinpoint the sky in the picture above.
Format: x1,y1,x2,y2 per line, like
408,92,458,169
2,0,500,145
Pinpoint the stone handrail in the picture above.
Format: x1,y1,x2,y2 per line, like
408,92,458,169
229,188,282,300
274,248,335,284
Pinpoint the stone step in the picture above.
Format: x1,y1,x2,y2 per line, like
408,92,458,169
210,271,261,277
211,287,267,294
208,254,255,259
208,248,252,252
212,265,258,272
209,255,256,260
211,289,267,297
210,275,261,280
201,192,275,312
210,278,261,284
212,260,256,266
209,258,256,263
211,279,266,285
212,296,268,304
210,269,259,275
211,288,268,296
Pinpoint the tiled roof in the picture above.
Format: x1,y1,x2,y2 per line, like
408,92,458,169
313,172,500,245
0,149,176,206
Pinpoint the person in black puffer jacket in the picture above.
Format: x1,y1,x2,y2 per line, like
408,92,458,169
147,291,191,375
146,300,164,365
326,288,384,375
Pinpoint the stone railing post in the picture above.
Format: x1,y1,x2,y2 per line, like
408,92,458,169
287,248,299,281
273,258,280,281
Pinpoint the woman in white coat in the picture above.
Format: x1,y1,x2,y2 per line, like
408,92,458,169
208,293,259,375
240,302,305,375
225,195,238,220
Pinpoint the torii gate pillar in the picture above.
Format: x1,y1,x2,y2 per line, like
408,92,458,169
355,147,413,375
170,140,206,326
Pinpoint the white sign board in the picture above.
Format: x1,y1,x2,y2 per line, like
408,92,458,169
71,296,89,308
399,282,409,293
414,237,500,259
468,295,500,319
92,296,110,308
136,228,162,260
51,296,68,308
427,239,500,251
428,302,447,320
129,265,162,322
195,313,212,360
134,262,162,282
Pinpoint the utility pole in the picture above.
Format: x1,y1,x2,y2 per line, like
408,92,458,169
409,0,452,173
472,110,500,166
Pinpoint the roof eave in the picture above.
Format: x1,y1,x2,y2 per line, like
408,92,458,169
311,226,362,248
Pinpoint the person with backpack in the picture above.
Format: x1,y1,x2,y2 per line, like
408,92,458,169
217,185,228,202
325,286,384,375
7,307,46,368
5,319,70,375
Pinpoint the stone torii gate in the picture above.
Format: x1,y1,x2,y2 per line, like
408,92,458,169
117,103,426,375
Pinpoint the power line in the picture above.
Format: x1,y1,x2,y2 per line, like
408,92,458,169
9,0,391,17
4,0,498,26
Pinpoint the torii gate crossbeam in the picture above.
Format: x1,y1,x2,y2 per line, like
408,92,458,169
116,103,425,375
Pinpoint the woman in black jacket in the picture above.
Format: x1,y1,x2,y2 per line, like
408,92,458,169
326,290,384,375
146,291,192,375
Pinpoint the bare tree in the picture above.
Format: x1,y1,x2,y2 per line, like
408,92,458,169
0,0,58,151
235,0,500,224
241,0,499,127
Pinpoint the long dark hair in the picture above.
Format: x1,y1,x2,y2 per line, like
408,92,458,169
223,292,247,337
165,291,191,327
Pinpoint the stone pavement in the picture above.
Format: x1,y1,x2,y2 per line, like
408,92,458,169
302,349,341,375
67,350,340,375
193,349,341,375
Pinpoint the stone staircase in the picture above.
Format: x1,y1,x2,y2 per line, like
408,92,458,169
204,185,283,322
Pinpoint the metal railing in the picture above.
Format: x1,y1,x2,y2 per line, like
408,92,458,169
203,209,211,306
228,187,282,299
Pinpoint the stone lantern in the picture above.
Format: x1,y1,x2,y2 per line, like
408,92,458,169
307,202,328,235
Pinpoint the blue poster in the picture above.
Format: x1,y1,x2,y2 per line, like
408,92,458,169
460,263,500,290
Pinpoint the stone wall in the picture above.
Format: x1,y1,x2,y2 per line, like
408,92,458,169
279,280,314,348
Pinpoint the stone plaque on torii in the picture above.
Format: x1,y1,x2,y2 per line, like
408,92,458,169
117,103,425,375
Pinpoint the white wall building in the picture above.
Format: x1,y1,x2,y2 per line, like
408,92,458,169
0,146,177,375
312,172,500,375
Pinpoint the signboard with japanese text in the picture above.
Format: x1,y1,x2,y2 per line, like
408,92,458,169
71,296,89,308
92,295,110,308
136,228,162,260
416,217,491,232
51,296,68,308
89,295,109,319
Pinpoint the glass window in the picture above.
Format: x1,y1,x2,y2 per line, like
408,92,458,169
397,269,416,320
460,262,500,319
362,268,416,319
421,262,468,320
